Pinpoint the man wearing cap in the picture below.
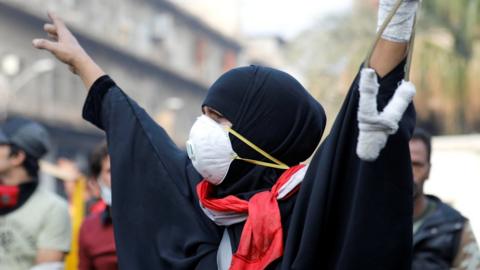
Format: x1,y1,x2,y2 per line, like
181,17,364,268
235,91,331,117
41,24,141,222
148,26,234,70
0,118,71,270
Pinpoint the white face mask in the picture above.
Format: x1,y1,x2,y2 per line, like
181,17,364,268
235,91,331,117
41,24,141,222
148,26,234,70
186,115,236,185
186,115,290,185
98,179,112,206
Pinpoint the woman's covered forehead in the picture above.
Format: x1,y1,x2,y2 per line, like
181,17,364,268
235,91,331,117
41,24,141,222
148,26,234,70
202,66,310,120
202,66,257,121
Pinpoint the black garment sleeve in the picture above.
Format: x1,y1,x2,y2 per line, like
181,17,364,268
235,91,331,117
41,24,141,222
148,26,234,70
82,75,114,130
82,76,221,269
282,61,415,270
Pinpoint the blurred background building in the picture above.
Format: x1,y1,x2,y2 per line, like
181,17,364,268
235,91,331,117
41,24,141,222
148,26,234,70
0,0,243,163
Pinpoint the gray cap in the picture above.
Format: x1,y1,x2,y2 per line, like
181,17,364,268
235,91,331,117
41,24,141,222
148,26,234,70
0,118,50,159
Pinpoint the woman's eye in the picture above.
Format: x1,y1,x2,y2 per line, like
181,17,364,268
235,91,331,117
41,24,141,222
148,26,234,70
213,115,222,122
209,112,222,122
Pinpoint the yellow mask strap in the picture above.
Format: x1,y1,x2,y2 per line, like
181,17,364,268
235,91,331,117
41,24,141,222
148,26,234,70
233,157,290,170
225,127,290,170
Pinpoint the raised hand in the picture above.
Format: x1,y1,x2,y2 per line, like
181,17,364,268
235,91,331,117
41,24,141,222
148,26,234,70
33,12,87,73
33,12,105,89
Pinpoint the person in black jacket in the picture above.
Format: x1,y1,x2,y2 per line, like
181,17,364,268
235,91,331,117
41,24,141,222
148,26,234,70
410,128,480,269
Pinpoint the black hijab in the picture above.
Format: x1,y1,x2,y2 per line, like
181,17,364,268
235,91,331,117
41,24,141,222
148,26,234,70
202,66,326,199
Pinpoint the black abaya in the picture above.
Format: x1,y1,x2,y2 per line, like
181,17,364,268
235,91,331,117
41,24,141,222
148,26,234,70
281,61,415,270
82,60,414,269
83,77,222,269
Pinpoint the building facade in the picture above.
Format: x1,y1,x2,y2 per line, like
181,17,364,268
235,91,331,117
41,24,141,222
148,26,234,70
0,0,242,160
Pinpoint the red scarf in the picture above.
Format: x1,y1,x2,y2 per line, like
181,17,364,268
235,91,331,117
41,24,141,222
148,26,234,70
197,164,305,270
0,185,20,208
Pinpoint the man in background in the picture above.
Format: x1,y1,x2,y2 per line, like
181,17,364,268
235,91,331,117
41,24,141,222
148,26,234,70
411,128,480,269
0,117,71,270
78,142,118,270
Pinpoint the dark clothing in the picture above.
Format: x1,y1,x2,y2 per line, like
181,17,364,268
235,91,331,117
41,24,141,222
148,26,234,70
0,181,38,215
412,195,466,270
83,76,221,269
203,66,327,266
280,61,415,270
82,60,415,269
79,207,118,270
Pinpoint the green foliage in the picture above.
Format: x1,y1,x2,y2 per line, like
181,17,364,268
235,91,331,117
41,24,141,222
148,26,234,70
421,0,479,59
287,0,480,134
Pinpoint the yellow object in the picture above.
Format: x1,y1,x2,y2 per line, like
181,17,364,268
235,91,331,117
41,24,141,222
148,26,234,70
226,127,290,170
65,178,86,270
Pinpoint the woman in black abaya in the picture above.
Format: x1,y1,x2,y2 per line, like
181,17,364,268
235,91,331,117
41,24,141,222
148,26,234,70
33,0,417,269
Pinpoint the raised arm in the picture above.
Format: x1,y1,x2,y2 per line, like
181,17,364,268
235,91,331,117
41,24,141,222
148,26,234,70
281,2,418,269
370,39,407,77
33,12,222,269
370,0,418,77
33,12,104,90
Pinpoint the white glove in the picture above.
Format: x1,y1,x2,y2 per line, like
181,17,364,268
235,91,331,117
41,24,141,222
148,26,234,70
377,0,419,42
356,68,416,161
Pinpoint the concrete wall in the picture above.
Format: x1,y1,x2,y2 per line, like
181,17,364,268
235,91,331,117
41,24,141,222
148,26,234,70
426,135,480,239
0,0,242,147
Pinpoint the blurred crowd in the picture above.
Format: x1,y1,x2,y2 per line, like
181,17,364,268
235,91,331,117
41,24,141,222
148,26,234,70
0,118,117,270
